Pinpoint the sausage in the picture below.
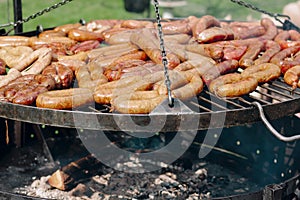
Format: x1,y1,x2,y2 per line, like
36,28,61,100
0,68,21,88
284,65,300,89
281,53,300,74
164,34,191,44
270,46,300,68
69,40,100,54
241,63,281,83
28,36,77,48
235,25,266,39
156,70,190,95
259,18,278,40
274,30,290,42
209,73,258,98
196,27,234,43
254,40,281,65
54,23,82,34
36,88,94,109
130,28,180,69
223,45,248,60
185,43,224,60
171,72,204,100
0,58,6,75
104,59,148,81
57,52,88,64
20,47,53,75
0,46,34,68
111,90,167,114
75,63,107,90
68,29,104,42
34,74,56,90
13,86,48,105
120,63,162,79
120,20,154,29
87,42,139,60
104,29,135,45
160,19,191,35
202,59,239,85
86,19,121,32
93,71,165,105
42,63,74,89
239,41,264,68
0,36,30,47
289,30,300,41
38,30,66,38
192,15,221,39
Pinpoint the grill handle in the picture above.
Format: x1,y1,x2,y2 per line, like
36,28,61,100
252,101,300,142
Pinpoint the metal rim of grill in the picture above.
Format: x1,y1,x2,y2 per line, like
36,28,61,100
0,76,299,132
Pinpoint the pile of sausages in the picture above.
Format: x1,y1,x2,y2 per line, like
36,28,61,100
0,15,300,114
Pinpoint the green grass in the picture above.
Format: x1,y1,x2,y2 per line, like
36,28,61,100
0,0,296,33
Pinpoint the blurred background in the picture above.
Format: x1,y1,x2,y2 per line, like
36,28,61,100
0,0,297,33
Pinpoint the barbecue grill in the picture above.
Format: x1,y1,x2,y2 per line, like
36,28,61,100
0,0,300,199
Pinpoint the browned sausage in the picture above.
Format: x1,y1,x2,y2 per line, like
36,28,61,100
196,27,234,43
209,73,258,97
111,90,167,114
270,46,300,68
36,88,94,109
130,29,180,69
0,58,6,75
192,15,221,39
68,29,104,42
254,40,281,65
284,65,300,89
259,18,278,40
241,63,281,83
0,68,21,88
202,59,239,85
239,41,264,68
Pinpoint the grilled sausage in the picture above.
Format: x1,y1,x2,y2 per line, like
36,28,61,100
0,58,6,75
284,65,300,89
196,27,234,43
192,15,221,39
111,90,167,114
42,63,74,89
0,68,21,88
259,18,278,40
68,29,104,42
36,88,94,109
202,59,239,85
69,40,100,54
241,63,281,83
0,36,30,47
209,73,258,98
239,41,264,68
254,40,281,65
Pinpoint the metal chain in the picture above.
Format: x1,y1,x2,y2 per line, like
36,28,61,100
153,0,174,107
229,0,290,24
0,0,74,30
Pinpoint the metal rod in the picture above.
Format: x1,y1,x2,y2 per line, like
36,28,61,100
13,0,23,34
252,101,300,142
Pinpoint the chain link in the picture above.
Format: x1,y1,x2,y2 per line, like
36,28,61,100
153,0,174,107
229,0,290,24
0,0,74,30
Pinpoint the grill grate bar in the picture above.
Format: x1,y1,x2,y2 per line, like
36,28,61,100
259,84,294,100
189,101,212,112
198,95,228,110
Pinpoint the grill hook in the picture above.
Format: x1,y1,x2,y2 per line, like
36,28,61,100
252,101,300,142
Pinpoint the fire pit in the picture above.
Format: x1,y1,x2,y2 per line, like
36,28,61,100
0,114,299,200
